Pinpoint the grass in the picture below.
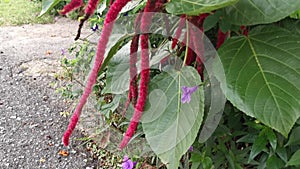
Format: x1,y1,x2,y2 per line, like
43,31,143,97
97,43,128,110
0,0,54,26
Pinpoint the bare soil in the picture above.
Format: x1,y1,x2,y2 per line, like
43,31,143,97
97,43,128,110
0,17,101,169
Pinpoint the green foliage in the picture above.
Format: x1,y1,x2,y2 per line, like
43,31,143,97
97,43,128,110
0,0,53,26
53,0,300,168
165,0,238,16
223,0,300,25
39,0,63,17
217,26,300,137
143,66,204,168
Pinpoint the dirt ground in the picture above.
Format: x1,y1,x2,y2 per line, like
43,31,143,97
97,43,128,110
0,17,101,169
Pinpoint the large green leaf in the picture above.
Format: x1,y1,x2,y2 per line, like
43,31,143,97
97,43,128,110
39,0,61,17
287,149,300,166
142,66,204,169
217,26,300,137
103,41,170,94
223,0,300,25
165,0,238,16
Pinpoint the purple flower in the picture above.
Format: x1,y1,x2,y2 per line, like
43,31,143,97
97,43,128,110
91,24,98,32
122,156,134,169
61,48,66,56
189,146,193,151
181,86,198,103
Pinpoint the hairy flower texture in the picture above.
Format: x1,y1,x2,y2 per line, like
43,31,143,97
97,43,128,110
119,0,157,150
129,35,139,105
60,0,83,15
181,86,199,103
85,0,99,15
216,29,229,49
172,15,186,49
63,0,132,146
122,11,143,117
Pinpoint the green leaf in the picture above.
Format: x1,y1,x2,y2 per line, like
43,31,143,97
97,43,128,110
165,0,238,16
266,155,285,169
217,26,300,137
104,41,170,94
203,10,222,32
223,0,300,25
142,66,204,169
99,33,132,75
39,0,61,17
280,19,300,36
290,9,300,19
248,132,267,162
276,147,288,163
120,0,143,13
285,126,300,146
287,149,300,166
265,128,277,151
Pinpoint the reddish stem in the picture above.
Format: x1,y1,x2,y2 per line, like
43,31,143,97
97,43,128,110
240,25,248,36
216,29,229,49
172,15,186,49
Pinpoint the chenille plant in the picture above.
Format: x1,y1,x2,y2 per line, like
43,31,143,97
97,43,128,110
42,0,300,168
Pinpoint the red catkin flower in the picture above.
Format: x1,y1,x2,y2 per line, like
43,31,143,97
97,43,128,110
129,35,139,106
172,15,186,49
85,0,99,15
121,11,143,116
119,0,157,150
121,34,140,116
60,0,83,15
63,0,132,146
216,29,229,49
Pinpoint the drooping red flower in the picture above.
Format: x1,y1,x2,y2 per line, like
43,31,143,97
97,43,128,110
62,0,132,146
60,0,83,15
85,0,99,15
119,0,158,150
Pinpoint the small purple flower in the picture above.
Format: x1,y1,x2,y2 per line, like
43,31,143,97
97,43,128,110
91,24,98,32
122,156,134,169
189,146,193,151
181,86,198,103
61,48,66,56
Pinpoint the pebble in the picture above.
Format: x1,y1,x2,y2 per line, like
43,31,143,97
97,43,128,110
10,116,17,119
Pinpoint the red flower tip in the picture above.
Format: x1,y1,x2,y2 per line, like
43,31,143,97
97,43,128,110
60,0,83,15
85,0,99,15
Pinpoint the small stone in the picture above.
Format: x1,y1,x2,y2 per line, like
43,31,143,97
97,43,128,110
42,96,49,101
10,116,17,119
16,117,21,121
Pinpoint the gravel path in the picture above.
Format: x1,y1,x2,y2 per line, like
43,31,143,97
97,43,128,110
0,18,99,169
